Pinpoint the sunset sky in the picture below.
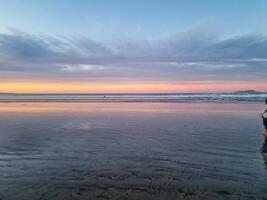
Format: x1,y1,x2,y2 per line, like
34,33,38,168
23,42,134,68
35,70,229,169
0,0,267,93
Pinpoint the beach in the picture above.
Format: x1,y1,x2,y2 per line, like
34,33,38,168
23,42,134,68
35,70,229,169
0,102,266,200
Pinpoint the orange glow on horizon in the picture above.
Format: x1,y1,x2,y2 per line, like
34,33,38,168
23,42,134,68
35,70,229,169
0,82,267,93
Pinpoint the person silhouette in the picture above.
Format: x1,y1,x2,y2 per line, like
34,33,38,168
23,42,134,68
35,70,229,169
261,98,267,141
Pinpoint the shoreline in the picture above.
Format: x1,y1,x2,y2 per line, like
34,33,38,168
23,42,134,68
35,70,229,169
0,99,264,103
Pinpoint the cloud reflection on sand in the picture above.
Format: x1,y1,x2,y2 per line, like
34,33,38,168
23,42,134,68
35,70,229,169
0,102,266,200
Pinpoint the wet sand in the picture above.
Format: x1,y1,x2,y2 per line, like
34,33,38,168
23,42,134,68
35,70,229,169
0,102,266,199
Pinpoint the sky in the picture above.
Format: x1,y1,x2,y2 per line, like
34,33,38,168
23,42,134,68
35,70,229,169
0,0,266,93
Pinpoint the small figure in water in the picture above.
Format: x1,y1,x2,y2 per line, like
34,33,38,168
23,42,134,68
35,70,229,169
261,98,267,141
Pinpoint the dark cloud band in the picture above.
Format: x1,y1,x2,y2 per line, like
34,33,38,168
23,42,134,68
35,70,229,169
0,28,266,82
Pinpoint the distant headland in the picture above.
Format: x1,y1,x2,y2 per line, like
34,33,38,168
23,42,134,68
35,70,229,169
233,90,264,94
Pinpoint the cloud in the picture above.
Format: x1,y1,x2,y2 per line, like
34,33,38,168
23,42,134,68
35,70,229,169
0,29,63,61
61,64,106,72
0,26,267,83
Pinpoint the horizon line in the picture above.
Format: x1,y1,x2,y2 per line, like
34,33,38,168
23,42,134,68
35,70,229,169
0,90,266,95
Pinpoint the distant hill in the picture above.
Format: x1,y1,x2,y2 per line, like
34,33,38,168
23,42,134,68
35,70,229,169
233,90,263,94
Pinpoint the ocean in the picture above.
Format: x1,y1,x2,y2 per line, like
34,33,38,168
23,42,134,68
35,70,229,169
0,93,266,102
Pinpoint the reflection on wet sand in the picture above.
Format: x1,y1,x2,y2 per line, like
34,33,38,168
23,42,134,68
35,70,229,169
0,102,267,200
261,142,267,169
